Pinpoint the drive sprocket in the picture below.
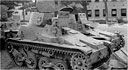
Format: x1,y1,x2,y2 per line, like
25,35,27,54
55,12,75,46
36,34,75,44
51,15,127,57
70,53,89,70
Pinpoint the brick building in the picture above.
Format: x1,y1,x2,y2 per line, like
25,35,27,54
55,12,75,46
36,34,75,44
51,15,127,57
87,0,127,21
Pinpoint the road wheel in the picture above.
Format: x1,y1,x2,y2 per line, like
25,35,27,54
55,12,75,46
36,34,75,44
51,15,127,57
55,61,68,70
38,57,49,69
26,52,37,69
14,53,24,66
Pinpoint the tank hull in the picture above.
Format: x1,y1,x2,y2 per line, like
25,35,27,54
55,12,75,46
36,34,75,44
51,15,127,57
6,38,111,69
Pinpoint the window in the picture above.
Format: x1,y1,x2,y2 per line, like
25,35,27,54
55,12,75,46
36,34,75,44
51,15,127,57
121,8,126,16
95,10,99,17
25,12,27,15
75,14,78,21
112,0,117,1
95,0,99,2
55,1,58,5
87,0,91,2
54,11,58,17
111,9,117,17
88,10,92,17
103,9,106,17
55,0,59,5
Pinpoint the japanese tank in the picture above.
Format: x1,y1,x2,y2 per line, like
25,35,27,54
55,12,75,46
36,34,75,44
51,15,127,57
0,22,19,50
57,7,125,52
0,21,20,38
0,12,21,50
5,1,112,70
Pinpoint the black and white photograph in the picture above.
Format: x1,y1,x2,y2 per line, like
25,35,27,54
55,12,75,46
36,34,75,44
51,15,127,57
0,0,127,70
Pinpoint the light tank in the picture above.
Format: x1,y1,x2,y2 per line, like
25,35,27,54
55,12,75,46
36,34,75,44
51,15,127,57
57,7,125,52
5,2,112,70
0,19,20,50
0,13,25,50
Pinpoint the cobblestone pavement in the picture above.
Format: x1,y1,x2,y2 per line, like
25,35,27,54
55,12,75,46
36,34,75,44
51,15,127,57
0,50,28,70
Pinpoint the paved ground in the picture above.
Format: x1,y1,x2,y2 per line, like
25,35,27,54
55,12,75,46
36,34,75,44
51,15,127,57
0,50,16,69
0,50,29,70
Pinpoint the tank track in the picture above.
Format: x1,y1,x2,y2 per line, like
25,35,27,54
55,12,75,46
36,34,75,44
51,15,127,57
114,35,125,52
5,39,111,70
109,34,125,52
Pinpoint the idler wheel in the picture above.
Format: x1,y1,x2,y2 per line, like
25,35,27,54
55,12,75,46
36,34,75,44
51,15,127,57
14,53,24,66
38,57,49,69
70,54,88,70
25,52,37,69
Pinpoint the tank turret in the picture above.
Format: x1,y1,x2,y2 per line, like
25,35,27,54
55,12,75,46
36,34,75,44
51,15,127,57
6,0,113,70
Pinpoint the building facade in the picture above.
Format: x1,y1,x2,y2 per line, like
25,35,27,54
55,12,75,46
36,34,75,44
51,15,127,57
87,0,127,21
